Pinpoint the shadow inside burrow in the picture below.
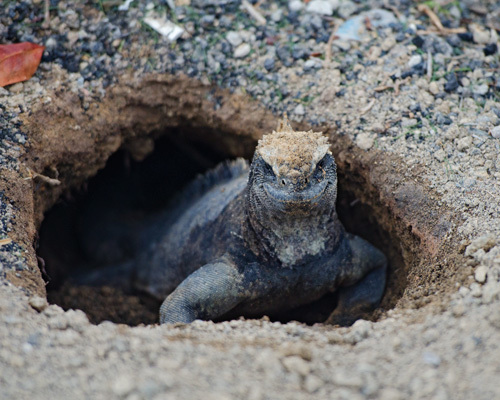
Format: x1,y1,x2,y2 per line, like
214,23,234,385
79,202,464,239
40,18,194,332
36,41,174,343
37,128,406,326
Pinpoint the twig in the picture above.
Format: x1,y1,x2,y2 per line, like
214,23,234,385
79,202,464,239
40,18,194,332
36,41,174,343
383,2,401,19
241,0,266,26
417,4,466,35
374,77,409,95
0,238,12,247
360,99,376,115
427,49,433,81
324,24,338,65
42,0,50,29
25,168,61,186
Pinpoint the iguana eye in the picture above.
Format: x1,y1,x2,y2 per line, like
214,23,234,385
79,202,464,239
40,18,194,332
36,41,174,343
316,155,328,169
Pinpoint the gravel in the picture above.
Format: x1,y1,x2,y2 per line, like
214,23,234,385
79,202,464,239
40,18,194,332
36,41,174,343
1,0,500,398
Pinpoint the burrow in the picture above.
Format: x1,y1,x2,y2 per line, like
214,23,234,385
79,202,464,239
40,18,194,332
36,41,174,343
17,74,465,326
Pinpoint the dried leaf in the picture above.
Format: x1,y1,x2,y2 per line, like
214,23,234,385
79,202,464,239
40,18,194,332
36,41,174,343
0,42,45,87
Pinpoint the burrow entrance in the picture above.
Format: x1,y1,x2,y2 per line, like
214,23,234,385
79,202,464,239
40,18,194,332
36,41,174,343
37,125,413,326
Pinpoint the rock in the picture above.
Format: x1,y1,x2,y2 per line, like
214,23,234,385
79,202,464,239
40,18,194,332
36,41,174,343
270,9,283,23
422,351,441,367
305,0,338,16
444,73,459,92
470,282,482,297
337,0,356,19
233,43,251,58
475,266,488,283
402,118,418,128
472,26,491,44
456,136,472,151
112,374,135,396
484,43,498,56
29,296,48,312
288,0,304,12
226,31,242,47
8,83,24,94
483,281,500,303
281,356,311,376
472,84,489,96
293,104,305,116
436,112,452,125
408,55,422,68
264,58,275,72
491,126,500,139
428,81,440,95
65,309,90,332
465,234,496,256
378,388,405,400
304,375,323,393
332,370,363,387
356,132,374,151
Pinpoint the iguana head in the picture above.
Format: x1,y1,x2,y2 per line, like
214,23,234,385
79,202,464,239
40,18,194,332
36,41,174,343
246,116,339,265
248,116,337,216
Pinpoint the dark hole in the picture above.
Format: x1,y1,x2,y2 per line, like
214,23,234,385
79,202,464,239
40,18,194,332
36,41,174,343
38,129,405,326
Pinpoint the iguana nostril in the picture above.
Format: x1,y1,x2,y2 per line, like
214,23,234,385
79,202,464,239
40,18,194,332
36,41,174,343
281,179,286,186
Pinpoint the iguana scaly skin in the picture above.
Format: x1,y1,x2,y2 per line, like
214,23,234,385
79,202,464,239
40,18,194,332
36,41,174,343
79,118,387,325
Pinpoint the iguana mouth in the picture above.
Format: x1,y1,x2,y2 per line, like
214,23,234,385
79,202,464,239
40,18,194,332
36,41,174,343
263,179,330,204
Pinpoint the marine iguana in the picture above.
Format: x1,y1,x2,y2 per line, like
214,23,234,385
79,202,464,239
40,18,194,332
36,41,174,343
79,118,387,325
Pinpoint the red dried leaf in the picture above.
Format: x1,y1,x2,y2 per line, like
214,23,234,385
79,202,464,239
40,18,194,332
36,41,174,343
0,42,45,87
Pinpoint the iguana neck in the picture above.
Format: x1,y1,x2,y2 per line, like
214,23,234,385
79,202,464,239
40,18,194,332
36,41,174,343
244,199,342,267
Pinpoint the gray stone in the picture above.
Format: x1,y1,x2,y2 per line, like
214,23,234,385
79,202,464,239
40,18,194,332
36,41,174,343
475,266,488,284
306,0,338,16
473,84,489,96
304,375,323,393
408,55,422,68
226,31,242,47
28,296,48,312
293,104,305,116
490,126,500,139
356,132,374,151
233,43,251,58
281,356,311,376
288,0,304,12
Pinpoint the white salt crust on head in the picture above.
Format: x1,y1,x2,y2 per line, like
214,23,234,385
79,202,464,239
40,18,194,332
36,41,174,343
255,116,331,182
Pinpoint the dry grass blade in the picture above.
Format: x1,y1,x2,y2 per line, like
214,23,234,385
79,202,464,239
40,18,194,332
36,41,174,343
324,24,338,65
0,238,12,247
417,4,466,35
241,0,266,26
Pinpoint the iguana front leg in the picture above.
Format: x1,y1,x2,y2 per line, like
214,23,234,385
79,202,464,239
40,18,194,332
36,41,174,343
159,260,244,324
326,235,387,326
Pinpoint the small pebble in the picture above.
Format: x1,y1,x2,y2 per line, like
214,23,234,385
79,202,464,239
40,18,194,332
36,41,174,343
491,126,500,139
293,104,305,116
288,0,304,12
408,55,422,68
356,132,374,150
233,43,251,59
281,356,310,376
226,31,242,47
304,375,323,393
472,84,489,96
444,73,459,92
472,27,491,44
305,0,338,16
428,81,439,95
483,43,498,56
422,351,441,367
474,266,488,284
29,296,48,312
264,58,275,72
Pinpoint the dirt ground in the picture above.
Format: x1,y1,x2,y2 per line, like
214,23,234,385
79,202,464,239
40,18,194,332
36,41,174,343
1,0,500,399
